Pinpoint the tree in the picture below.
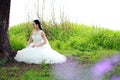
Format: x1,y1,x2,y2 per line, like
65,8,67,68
0,0,16,62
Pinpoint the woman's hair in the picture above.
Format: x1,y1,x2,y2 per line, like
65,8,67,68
33,19,42,30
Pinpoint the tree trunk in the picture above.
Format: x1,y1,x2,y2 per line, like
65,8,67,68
0,0,16,61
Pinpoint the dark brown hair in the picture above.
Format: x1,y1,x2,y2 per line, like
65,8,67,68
33,20,42,30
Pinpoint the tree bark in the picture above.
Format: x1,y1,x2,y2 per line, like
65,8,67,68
0,0,16,61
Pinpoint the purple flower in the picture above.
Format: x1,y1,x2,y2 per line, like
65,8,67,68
91,58,113,76
111,76,120,80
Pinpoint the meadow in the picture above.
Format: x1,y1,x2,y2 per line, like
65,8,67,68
0,22,120,80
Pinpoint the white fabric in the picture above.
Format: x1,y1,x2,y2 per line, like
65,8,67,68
14,30,67,64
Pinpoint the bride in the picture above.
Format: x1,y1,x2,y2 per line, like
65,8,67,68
14,20,67,64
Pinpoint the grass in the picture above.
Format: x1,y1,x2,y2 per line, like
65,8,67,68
0,62,52,80
1,22,120,80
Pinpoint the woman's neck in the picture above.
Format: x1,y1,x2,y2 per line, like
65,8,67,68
35,28,40,31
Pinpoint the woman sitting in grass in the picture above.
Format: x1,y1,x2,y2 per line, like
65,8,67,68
14,19,67,64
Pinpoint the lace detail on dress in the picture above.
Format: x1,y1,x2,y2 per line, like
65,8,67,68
32,30,42,45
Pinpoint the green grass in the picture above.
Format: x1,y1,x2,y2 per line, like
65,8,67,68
19,65,51,80
9,22,120,52
1,22,120,80
0,64,52,80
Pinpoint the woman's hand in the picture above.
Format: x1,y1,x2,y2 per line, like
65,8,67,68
32,45,36,48
32,45,40,47
37,44,41,47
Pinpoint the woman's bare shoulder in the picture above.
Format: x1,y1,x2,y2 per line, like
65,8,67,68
40,30,46,37
40,30,45,34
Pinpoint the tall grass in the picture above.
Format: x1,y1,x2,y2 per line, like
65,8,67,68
9,22,120,52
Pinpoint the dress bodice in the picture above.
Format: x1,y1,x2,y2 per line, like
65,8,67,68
32,30,43,44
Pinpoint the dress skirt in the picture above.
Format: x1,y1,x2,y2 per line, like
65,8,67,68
14,43,67,64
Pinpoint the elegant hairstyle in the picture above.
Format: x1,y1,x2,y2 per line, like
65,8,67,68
33,20,42,30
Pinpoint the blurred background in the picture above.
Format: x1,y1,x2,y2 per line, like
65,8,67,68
9,0,120,30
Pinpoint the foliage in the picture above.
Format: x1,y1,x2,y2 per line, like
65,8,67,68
5,22,120,80
9,22,120,52
9,23,33,50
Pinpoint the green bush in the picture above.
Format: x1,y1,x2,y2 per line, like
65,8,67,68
9,23,33,50
9,22,120,52
90,29,120,50
10,34,27,50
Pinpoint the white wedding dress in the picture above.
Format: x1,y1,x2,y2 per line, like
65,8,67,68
14,30,67,64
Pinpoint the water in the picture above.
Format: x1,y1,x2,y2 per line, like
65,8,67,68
10,0,120,30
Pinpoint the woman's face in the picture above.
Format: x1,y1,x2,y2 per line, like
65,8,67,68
33,22,38,29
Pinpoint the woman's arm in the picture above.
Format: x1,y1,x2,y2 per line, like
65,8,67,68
26,35,33,47
37,31,47,47
26,31,33,47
